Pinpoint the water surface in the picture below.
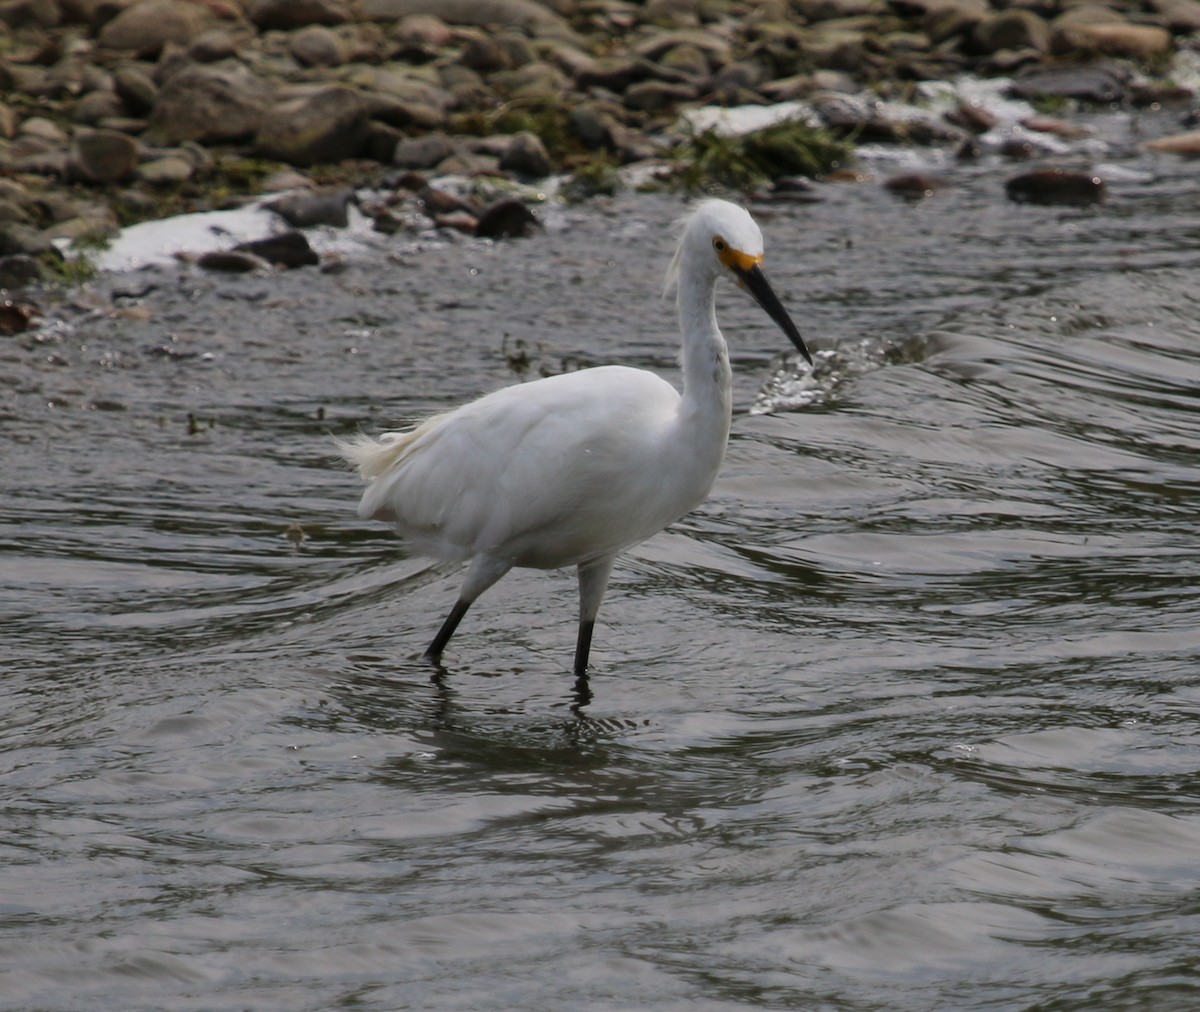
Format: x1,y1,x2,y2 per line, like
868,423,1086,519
3,110,1200,1009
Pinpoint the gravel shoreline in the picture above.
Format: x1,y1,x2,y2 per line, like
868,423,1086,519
1,0,1199,295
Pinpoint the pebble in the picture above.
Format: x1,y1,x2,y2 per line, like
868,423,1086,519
0,0,1194,279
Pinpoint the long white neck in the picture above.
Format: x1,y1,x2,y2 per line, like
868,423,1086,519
675,260,733,467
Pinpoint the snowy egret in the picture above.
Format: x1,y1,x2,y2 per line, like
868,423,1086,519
338,199,812,675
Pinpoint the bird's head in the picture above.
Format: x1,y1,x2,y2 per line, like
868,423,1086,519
665,199,813,366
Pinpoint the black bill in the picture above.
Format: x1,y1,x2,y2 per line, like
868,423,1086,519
738,263,813,366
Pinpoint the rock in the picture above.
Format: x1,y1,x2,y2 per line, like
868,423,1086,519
19,115,69,146
622,79,698,112
1021,115,1093,139
1051,23,1173,62
289,25,349,67
68,127,139,183
360,0,577,41
498,130,552,177
233,231,319,268
97,0,209,58
393,132,456,169
247,0,350,29
0,254,44,289
264,187,353,227
459,36,510,74
149,63,272,144
197,249,266,272
945,100,998,134
136,154,194,184
0,299,38,334
434,211,478,233
113,65,158,114
188,29,240,62
883,173,947,198
72,90,125,124
1143,130,1200,155
1006,168,1106,206
0,197,33,224
363,93,445,130
1009,64,1127,105
394,13,452,49
1149,0,1200,33
475,198,538,239
256,86,367,166
570,102,619,150
0,222,55,256
972,10,1050,54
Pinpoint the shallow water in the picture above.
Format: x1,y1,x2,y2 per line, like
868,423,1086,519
4,108,1200,1009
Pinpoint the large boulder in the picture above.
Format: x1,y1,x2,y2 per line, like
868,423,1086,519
255,86,368,166
149,63,272,144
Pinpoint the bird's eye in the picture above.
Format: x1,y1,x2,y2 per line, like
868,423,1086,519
712,237,726,252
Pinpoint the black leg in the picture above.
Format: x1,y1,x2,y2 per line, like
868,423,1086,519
425,598,471,663
573,617,595,676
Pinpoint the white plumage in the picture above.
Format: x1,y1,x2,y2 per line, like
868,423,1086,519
338,199,811,676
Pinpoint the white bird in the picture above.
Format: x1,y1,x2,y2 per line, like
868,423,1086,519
338,199,812,676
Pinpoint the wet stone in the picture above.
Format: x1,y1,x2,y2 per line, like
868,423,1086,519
233,231,319,268
1005,168,1107,206
1009,63,1127,105
475,198,539,239
197,250,266,272
264,188,353,228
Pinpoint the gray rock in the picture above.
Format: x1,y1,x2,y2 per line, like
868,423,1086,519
197,250,266,272
0,222,55,256
256,86,368,166
393,132,456,169
1009,63,1128,105
72,90,125,124
972,10,1051,54
150,63,272,144
361,0,577,42
0,253,44,289
136,154,195,185
68,128,139,183
289,25,349,67
264,188,353,228
97,0,209,58
247,0,350,29
498,131,552,177
475,197,538,239
622,79,698,112
234,230,319,268
114,66,158,115
188,29,241,63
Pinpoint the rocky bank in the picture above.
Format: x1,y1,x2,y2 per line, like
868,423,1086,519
1,0,1199,294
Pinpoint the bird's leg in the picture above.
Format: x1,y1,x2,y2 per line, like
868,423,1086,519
423,555,512,667
424,598,471,662
575,555,616,675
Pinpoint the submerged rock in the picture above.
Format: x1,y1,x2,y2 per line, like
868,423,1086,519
475,198,539,239
1005,168,1107,206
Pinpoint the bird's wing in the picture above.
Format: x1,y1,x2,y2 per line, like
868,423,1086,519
354,367,682,564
